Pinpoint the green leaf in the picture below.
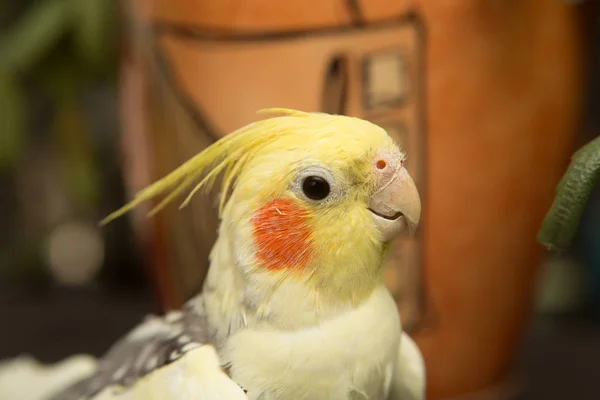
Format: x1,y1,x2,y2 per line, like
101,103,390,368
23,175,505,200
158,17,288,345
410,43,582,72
0,1,6,25
0,69,25,170
71,0,117,71
51,97,101,209
0,0,71,73
39,49,82,100
40,57,100,210
538,135,600,251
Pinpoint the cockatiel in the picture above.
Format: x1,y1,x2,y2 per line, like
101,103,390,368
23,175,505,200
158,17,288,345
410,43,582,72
2,109,424,400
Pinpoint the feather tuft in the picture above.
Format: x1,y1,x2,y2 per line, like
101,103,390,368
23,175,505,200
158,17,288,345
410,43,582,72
256,108,311,118
99,107,394,227
99,109,311,226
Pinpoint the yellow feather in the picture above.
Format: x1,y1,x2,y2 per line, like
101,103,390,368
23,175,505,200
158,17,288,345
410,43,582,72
100,108,396,226
256,108,311,117
100,108,310,225
219,151,249,215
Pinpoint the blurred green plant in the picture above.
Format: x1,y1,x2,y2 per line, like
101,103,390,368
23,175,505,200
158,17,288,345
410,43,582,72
538,136,600,251
0,0,117,209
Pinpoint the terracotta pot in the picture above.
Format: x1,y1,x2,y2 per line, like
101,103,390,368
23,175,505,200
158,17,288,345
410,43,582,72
119,0,585,398
412,1,584,398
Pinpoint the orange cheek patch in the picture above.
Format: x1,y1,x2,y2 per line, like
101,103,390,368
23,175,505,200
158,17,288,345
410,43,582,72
251,198,314,271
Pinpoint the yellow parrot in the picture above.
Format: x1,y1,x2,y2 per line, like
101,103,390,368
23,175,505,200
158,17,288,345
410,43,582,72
0,109,424,400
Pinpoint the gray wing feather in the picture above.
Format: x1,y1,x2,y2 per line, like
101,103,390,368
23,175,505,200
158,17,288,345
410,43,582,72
50,298,215,400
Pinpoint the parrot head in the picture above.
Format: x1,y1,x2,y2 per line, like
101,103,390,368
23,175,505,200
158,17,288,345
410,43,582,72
102,109,421,309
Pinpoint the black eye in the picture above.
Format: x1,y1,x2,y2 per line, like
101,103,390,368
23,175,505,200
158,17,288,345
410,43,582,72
302,176,330,200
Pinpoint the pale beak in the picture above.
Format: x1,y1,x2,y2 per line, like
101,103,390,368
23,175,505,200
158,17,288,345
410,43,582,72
368,168,421,241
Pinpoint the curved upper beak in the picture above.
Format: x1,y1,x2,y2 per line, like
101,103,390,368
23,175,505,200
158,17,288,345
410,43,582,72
368,167,421,241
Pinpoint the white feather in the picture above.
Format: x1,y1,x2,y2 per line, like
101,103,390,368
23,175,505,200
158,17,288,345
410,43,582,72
0,354,97,400
388,332,426,400
91,345,247,400
223,285,401,400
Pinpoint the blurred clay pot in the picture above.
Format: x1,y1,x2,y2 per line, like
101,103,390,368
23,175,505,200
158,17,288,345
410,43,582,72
119,0,585,399
413,1,584,398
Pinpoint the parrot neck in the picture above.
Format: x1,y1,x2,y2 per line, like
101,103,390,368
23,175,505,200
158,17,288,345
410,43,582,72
198,232,386,342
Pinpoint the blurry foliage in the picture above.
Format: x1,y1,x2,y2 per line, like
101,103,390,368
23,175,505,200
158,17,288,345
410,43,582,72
0,0,118,209
0,0,122,286
538,136,600,251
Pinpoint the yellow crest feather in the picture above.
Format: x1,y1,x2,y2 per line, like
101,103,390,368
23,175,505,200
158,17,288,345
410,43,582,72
256,108,311,117
99,108,311,226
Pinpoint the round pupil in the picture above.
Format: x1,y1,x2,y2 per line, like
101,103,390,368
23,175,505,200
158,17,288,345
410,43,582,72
302,176,330,200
